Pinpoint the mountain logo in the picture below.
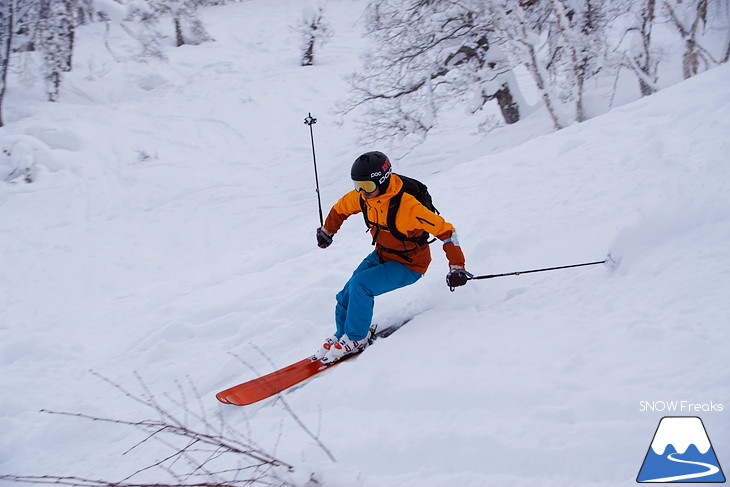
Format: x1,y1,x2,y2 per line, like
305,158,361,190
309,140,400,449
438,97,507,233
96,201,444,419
637,416,726,483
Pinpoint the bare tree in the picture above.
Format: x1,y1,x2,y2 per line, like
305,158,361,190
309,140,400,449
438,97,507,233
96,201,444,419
0,373,319,487
348,0,728,143
346,0,613,138
0,0,224,131
664,0,724,79
145,0,212,47
38,0,75,101
169,0,213,47
623,0,660,96
541,0,609,122
346,0,526,143
12,0,39,53
122,0,211,61
485,1,564,129
298,5,332,67
122,3,168,61
0,0,46,125
0,0,13,127
606,0,727,98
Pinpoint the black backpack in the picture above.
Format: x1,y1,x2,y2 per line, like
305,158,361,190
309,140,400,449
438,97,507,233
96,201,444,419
359,174,439,247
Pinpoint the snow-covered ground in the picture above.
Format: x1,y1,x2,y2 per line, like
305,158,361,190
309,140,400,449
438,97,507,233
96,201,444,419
1,1,729,486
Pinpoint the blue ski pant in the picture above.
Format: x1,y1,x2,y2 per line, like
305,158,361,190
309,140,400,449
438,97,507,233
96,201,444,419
335,251,423,341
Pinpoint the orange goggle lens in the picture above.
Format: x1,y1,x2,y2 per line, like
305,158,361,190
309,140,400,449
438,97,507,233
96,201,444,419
353,180,377,193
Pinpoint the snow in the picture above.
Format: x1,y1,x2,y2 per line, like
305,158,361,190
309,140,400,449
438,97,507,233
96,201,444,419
1,1,729,486
650,417,711,455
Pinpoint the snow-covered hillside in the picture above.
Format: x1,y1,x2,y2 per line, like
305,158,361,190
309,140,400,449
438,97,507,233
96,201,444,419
1,1,728,486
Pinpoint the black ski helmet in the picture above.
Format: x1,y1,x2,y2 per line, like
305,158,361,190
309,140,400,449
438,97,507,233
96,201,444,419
351,151,392,193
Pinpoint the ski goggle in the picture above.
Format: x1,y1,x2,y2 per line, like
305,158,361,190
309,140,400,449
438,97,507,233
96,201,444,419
353,180,377,193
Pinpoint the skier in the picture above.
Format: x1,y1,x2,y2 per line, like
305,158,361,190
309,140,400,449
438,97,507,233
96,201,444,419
314,151,471,363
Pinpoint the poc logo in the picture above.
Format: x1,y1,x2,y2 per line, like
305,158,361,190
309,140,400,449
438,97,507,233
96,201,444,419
373,167,391,184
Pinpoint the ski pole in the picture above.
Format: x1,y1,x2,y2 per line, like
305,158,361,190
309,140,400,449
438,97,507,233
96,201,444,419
468,257,612,281
304,113,324,227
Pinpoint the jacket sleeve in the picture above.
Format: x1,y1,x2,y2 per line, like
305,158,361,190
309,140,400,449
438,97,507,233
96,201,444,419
323,190,362,235
402,198,466,268
439,231,466,268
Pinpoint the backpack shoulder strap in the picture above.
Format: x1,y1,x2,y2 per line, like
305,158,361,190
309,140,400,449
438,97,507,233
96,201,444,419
360,186,432,246
386,189,407,241
387,190,433,246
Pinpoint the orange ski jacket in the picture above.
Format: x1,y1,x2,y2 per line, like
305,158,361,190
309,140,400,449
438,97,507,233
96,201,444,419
323,174,465,274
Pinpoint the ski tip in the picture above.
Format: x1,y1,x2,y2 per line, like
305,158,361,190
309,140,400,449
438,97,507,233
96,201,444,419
216,392,253,406
216,392,232,404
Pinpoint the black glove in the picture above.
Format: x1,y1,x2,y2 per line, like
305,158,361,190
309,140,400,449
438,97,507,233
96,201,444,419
446,266,473,291
316,227,333,248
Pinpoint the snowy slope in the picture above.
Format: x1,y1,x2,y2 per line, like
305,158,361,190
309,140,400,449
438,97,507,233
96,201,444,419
1,1,729,486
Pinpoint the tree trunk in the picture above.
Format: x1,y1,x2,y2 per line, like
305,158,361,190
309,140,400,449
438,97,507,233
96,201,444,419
523,42,563,129
0,1,12,127
302,36,314,66
638,76,655,97
489,83,520,124
638,0,658,96
39,0,75,102
174,17,184,47
574,59,586,122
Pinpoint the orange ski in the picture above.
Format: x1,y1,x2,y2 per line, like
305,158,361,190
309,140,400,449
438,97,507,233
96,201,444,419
216,353,358,406
216,322,411,406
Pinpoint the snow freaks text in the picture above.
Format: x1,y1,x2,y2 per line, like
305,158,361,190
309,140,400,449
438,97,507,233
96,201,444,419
639,401,724,413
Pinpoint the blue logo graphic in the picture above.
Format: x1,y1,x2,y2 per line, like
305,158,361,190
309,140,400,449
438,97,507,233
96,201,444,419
637,416,725,483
